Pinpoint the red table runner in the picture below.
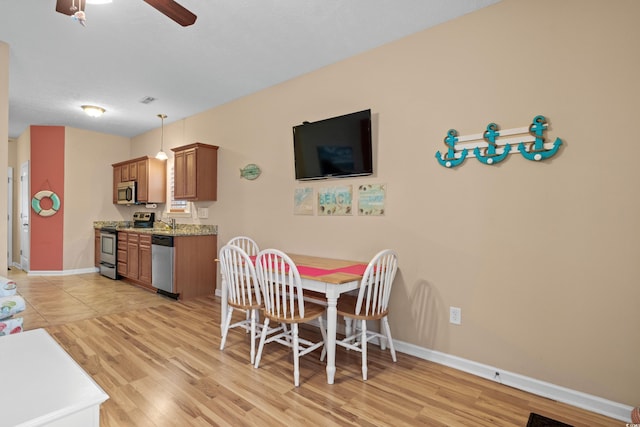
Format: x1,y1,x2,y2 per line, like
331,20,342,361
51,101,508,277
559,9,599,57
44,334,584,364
297,263,367,277
250,256,367,277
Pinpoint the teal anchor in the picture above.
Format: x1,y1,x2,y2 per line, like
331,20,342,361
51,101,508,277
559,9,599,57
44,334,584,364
473,123,510,165
518,115,562,161
435,129,468,168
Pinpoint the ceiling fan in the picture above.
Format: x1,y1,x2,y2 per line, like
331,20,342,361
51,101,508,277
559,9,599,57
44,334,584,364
55,0,197,27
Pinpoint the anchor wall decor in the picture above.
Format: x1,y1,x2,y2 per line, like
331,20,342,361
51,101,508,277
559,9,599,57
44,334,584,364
435,115,562,168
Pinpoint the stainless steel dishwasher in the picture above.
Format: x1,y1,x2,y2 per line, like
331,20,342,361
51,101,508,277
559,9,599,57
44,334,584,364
152,235,177,298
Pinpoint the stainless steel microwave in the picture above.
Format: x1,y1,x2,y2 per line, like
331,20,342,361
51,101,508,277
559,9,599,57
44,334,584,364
117,181,137,205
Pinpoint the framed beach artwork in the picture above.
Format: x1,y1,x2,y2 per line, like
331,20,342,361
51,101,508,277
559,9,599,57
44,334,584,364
318,185,352,216
358,184,386,216
293,187,314,215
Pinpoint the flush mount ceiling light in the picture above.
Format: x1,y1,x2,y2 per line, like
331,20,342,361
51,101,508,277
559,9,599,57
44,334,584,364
81,105,105,117
156,114,169,161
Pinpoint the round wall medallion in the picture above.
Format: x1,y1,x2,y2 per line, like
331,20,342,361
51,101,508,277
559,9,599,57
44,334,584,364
240,164,261,180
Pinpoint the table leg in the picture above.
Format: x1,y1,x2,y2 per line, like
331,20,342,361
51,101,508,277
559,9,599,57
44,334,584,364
325,296,338,384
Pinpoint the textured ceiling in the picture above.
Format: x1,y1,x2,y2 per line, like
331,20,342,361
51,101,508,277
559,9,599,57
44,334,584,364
0,0,499,139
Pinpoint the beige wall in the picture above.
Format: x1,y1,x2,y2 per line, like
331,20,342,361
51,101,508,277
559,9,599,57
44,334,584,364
130,0,639,406
4,0,635,410
62,127,130,270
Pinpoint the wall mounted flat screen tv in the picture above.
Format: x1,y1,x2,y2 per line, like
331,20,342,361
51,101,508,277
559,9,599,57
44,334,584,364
293,109,373,180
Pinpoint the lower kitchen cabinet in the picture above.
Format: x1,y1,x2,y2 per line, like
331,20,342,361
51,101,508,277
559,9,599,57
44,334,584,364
174,235,217,300
118,231,153,290
138,235,152,285
117,232,128,276
109,229,216,299
127,233,139,280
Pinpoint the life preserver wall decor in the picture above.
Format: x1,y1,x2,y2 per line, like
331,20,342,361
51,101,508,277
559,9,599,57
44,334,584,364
31,190,61,217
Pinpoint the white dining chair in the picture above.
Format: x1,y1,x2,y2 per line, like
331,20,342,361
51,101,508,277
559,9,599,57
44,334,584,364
218,244,262,364
227,236,260,257
253,249,327,387
325,249,399,380
227,236,260,326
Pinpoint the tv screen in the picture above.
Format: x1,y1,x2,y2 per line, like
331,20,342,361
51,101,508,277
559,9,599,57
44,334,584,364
293,109,373,180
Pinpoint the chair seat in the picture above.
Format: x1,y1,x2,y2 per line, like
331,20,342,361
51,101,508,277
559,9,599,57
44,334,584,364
336,294,388,321
264,301,326,324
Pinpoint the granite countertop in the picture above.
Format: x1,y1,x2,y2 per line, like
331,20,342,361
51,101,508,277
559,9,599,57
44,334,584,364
94,221,217,236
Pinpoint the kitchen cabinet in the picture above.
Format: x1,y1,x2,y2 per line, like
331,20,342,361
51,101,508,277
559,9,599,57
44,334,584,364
120,164,129,182
138,234,152,285
117,231,153,289
117,231,128,276
136,159,147,202
127,233,139,280
112,156,166,204
112,166,121,204
98,226,216,298
171,143,218,201
128,162,138,181
173,234,217,299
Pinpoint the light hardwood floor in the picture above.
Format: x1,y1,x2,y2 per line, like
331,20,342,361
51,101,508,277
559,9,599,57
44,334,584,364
7,269,620,426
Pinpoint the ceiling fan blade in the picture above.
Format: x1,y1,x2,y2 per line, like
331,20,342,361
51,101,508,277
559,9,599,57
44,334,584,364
143,0,197,27
55,0,85,16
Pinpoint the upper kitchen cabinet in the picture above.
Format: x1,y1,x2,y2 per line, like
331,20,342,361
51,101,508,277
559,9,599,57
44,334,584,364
112,156,166,204
171,143,219,201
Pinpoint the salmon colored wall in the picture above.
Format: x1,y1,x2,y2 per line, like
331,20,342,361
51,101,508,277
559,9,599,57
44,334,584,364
30,125,64,270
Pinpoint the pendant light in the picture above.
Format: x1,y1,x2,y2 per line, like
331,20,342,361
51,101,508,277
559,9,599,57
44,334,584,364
155,114,169,160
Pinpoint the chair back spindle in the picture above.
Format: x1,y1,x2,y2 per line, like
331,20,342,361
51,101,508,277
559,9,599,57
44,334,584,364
219,244,261,308
255,249,305,320
356,249,398,317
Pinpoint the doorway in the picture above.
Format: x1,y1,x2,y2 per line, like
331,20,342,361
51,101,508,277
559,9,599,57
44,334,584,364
7,167,12,269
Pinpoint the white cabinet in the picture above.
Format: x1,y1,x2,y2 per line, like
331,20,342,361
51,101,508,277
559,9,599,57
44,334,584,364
0,329,109,426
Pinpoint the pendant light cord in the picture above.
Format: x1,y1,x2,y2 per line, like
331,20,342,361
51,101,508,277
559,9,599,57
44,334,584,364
160,115,165,151
156,114,168,160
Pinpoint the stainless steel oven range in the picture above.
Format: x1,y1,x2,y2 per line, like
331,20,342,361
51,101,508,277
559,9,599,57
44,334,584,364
99,227,118,279
133,211,155,228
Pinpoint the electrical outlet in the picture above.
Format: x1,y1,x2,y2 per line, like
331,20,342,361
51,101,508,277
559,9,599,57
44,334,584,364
449,306,461,325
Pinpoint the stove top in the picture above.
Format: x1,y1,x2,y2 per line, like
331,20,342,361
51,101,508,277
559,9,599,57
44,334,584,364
132,212,155,228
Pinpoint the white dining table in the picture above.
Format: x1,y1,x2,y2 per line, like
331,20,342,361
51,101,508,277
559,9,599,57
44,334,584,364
219,253,366,385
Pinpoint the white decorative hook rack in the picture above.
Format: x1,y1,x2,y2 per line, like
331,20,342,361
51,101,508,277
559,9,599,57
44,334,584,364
435,115,563,168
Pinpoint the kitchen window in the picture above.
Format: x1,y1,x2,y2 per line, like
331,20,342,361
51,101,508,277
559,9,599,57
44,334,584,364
167,159,191,216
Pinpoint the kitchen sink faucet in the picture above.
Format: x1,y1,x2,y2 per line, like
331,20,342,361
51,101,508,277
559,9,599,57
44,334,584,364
157,218,176,230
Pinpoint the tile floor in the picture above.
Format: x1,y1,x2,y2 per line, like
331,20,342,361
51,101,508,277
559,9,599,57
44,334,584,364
6,268,174,330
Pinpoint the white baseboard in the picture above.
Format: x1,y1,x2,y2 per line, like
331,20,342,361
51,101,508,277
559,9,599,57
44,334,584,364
393,340,632,423
26,267,98,276
214,287,631,422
